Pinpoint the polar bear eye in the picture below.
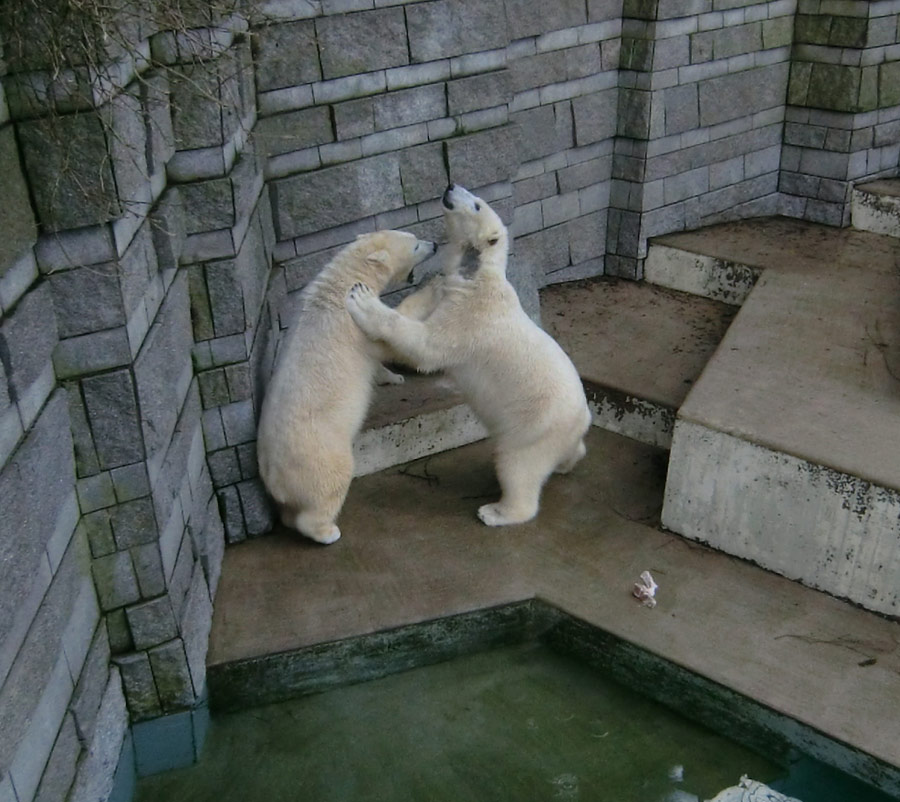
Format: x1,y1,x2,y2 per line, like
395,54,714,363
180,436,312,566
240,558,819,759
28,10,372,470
487,236,499,246
474,202,481,211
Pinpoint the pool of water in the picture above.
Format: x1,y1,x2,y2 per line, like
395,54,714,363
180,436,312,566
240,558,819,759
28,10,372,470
133,641,844,802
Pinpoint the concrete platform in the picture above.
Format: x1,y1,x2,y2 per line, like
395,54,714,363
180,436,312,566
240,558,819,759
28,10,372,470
648,218,900,616
207,428,900,795
355,373,484,476
542,277,736,447
852,179,900,239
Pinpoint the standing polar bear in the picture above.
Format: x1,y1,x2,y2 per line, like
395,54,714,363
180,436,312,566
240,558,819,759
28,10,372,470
258,230,436,544
346,185,591,526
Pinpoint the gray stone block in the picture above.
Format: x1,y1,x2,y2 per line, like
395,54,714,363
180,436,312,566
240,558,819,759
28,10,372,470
131,542,166,600
81,370,145,470
573,89,619,145
0,391,74,642
334,97,376,140
148,638,197,711
237,479,275,536
110,462,151,505
67,668,128,802
272,152,404,239
115,652,162,721
505,0,585,39
180,563,214,694
134,272,193,463
663,83,699,136
109,497,158,550
515,224,571,278
150,385,201,531
448,69,511,116
1,282,57,399
151,188,186,276
258,106,333,158
54,328,132,380
699,63,789,127
106,609,134,655
0,126,37,279
400,142,448,205
70,625,111,745
220,399,256,446
198,368,230,409
17,112,120,231
567,211,607,264
512,104,573,162
218,485,247,543
33,712,80,802
48,262,126,340
127,597,179,651
511,51,567,94
237,443,259,479
317,7,408,79
204,261,246,337
106,89,151,221
446,125,516,188
375,84,446,131
93,551,141,611
208,447,242,488
225,363,253,402
407,0,508,63
83,511,116,559
169,60,228,152
180,176,237,236
253,20,321,92
169,537,195,621
77,472,117,514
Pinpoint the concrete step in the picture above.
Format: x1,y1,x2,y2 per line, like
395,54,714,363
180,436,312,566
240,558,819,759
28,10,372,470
356,276,735,472
206,427,900,796
542,277,736,449
645,218,900,617
354,374,484,477
851,179,900,238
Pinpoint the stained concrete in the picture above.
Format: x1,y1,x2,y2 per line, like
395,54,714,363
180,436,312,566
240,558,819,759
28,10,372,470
541,277,735,446
651,218,900,615
208,427,900,786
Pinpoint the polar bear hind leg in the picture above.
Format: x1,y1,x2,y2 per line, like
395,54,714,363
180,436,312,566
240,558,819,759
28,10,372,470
477,440,563,527
555,437,587,474
278,451,352,545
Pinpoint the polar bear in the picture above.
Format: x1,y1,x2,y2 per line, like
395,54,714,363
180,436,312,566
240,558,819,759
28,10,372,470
257,230,437,544
346,185,591,526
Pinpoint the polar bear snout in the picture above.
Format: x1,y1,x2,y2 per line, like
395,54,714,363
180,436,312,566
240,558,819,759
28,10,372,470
442,183,481,213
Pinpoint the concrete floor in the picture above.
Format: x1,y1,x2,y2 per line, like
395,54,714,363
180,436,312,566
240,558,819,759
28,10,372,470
655,219,900,490
208,427,900,786
542,277,736,409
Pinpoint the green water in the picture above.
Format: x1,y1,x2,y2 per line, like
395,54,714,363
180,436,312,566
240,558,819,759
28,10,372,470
137,643,784,802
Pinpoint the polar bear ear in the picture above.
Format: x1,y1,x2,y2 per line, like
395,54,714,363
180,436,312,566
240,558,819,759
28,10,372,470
365,249,391,268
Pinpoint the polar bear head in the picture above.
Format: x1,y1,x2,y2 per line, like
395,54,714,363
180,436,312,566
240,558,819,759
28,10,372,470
354,229,437,287
441,184,509,276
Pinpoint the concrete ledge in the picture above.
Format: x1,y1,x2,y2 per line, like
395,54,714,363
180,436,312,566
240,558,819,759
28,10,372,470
663,419,900,617
644,242,760,304
851,179,900,239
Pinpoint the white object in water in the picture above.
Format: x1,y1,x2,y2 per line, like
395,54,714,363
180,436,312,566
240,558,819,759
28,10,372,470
633,570,658,607
668,764,685,782
706,775,803,802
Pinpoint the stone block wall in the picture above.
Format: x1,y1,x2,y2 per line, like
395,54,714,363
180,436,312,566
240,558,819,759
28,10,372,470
781,0,900,225
0,1,899,799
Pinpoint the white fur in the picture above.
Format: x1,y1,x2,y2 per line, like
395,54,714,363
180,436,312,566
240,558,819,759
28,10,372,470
257,230,436,544
346,185,591,526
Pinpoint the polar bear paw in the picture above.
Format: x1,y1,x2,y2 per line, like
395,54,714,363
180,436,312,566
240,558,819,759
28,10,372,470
375,364,405,385
346,282,377,317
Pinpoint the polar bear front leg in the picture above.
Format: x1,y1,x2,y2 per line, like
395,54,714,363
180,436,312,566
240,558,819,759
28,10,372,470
347,283,447,372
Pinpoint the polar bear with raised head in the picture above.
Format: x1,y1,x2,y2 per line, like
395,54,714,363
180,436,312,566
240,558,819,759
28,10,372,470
258,230,437,544
346,185,591,526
